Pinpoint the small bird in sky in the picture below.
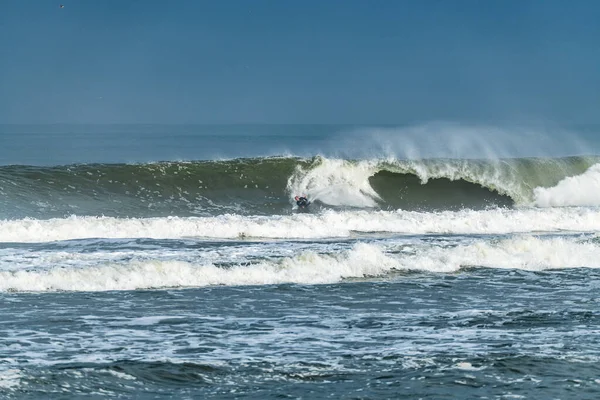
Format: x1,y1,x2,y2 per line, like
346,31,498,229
59,4,64,8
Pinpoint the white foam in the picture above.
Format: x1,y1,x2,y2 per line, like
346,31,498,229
399,236,600,273
122,316,185,326
0,368,22,389
286,158,381,207
534,163,600,207
103,369,136,381
1,207,600,243
0,243,397,292
3,236,600,292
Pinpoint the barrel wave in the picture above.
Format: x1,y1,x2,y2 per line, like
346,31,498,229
1,155,599,219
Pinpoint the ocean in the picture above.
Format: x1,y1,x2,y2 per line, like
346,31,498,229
2,123,600,399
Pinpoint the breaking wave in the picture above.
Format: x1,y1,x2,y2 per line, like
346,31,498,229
1,207,600,243
1,155,600,219
3,236,600,292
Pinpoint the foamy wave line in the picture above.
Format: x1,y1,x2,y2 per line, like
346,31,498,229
1,208,600,243
402,236,600,272
0,243,395,292
3,237,600,292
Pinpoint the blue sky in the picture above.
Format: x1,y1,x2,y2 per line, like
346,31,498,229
0,0,599,124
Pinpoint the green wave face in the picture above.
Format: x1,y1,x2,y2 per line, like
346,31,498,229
374,156,600,207
1,155,598,218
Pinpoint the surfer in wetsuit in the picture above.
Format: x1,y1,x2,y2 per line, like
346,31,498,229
295,195,309,208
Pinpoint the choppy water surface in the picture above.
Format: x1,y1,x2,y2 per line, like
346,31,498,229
2,124,600,398
3,262,600,399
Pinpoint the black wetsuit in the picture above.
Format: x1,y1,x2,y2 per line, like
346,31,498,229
296,197,309,207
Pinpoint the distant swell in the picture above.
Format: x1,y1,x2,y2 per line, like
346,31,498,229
1,155,599,219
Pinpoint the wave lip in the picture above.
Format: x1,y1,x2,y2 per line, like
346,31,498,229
287,156,600,210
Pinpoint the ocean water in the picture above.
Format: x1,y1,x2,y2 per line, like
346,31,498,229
2,124,600,399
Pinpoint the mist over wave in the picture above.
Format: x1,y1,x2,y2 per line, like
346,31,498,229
325,123,595,160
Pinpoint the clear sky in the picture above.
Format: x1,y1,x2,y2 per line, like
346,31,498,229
0,0,599,124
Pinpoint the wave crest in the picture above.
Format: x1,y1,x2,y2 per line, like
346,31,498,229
287,156,600,209
1,155,599,218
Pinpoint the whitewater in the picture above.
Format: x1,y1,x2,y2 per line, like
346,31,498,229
3,124,600,399
2,206,600,242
